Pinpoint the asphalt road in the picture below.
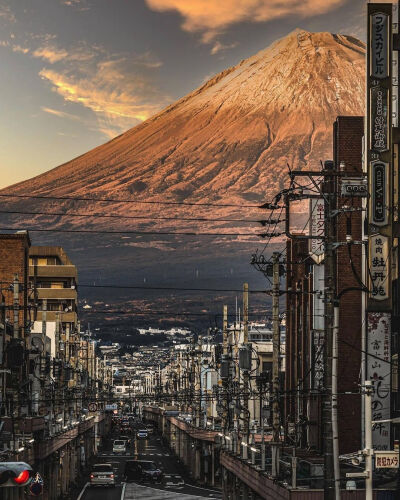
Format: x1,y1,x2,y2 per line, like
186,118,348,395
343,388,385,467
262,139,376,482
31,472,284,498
78,427,221,500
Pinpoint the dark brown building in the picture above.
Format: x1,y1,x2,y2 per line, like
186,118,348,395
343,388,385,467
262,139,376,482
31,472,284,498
285,116,364,455
0,231,31,338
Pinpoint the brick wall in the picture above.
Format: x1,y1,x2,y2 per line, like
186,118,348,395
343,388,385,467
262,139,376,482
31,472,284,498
333,116,364,454
0,232,31,336
285,116,364,455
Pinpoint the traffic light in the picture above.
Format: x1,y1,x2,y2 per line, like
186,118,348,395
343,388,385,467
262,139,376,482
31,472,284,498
0,462,33,487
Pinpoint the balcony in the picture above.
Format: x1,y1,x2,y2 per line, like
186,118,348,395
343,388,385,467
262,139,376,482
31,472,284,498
29,264,77,279
36,288,77,300
36,311,77,323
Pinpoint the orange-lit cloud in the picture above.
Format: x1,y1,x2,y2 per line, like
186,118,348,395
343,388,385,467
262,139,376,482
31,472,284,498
39,58,170,138
12,45,30,54
33,46,68,63
41,106,80,120
146,0,345,39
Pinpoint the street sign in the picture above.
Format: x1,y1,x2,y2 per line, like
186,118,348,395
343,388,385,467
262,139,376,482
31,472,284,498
375,451,399,468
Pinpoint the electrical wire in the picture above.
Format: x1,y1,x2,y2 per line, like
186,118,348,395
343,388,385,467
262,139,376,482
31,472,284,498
0,193,265,209
0,209,267,225
0,226,264,237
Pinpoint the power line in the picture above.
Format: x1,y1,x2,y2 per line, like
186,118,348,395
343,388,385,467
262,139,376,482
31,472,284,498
0,227,264,237
0,193,265,209
0,209,270,225
77,284,270,293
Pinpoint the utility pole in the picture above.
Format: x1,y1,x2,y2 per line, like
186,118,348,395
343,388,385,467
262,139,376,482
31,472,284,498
365,380,373,500
271,252,281,478
322,161,336,500
242,283,249,460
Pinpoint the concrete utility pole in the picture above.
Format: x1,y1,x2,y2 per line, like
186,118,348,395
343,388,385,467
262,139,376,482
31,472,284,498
365,380,373,500
242,283,249,460
271,252,281,478
322,161,336,500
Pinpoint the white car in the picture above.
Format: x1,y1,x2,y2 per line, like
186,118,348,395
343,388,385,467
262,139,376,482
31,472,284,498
90,464,115,487
113,440,127,454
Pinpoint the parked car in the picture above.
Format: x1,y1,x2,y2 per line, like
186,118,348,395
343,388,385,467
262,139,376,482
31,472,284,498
124,460,163,483
113,439,127,454
90,464,115,487
136,429,148,439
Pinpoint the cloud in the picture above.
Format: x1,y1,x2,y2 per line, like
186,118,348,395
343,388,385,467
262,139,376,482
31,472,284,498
145,0,346,40
210,41,238,55
12,45,30,54
0,5,16,23
39,57,170,138
41,106,80,120
33,45,68,63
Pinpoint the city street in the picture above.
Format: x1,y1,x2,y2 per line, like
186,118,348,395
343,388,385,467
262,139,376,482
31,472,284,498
78,432,222,500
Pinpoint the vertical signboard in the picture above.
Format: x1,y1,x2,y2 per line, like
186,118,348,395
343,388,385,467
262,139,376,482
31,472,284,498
367,3,393,451
312,265,324,390
309,198,325,264
367,312,391,450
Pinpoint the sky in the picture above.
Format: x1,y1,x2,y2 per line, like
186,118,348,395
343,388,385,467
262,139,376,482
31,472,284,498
0,0,365,188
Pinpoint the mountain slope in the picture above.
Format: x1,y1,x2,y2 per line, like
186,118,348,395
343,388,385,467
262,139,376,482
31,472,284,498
5,30,365,213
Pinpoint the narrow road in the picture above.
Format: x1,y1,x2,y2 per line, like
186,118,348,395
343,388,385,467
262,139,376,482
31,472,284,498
78,429,222,499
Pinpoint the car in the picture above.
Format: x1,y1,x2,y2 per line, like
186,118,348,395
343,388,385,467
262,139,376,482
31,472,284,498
136,429,148,439
124,460,164,483
119,435,131,446
146,425,154,434
90,463,115,487
113,439,127,454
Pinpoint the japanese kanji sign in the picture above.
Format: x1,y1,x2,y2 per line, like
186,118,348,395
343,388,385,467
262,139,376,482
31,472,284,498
367,312,391,450
309,198,324,264
375,451,399,468
370,87,389,153
369,234,389,300
371,12,389,78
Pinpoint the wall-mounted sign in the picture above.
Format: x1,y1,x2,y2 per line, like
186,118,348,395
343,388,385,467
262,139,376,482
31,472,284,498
371,161,389,226
371,12,389,78
367,312,391,450
370,86,389,152
312,330,324,390
340,178,368,197
375,451,399,468
309,198,325,264
369,234,389,300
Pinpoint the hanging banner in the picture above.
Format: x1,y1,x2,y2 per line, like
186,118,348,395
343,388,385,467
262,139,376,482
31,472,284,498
367,312,391,450
309,198,325,264
369,233,390,300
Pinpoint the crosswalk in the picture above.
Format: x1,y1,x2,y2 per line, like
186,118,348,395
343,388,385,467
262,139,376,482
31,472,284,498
123,483,219,499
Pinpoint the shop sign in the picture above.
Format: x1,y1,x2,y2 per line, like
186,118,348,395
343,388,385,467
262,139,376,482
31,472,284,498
375,451,399,468
370,86,389,152
367,312,391,450
371,161,389,226
369,234,389,300
371,12,389,78
312,330,324,390
309,198,325,264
